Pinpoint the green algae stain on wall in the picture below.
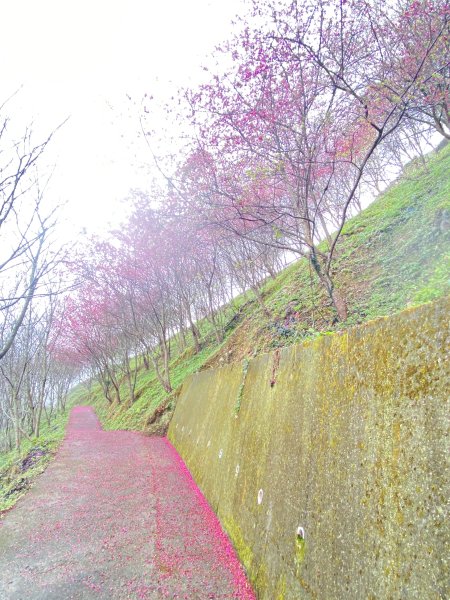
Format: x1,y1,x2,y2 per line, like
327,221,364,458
294,536,306,568
224,515,254,574
168,297,450,600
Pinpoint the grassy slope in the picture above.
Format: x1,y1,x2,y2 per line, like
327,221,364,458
0,409,70,514
213,143,450,363
76,143,449,432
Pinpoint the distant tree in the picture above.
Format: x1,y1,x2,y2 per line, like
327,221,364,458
0,96,63,360
0,296,75,450
118,203,176,392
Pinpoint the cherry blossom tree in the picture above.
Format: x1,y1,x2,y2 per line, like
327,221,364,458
175,0,448,321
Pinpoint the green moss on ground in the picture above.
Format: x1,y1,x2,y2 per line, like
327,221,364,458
0,408,70,515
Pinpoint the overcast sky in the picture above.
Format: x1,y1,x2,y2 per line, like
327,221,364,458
1,0,246,238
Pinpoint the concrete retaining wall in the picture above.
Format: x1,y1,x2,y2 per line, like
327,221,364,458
168,298,449,599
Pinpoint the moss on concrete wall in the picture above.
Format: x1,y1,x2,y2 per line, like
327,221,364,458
168,298,449,599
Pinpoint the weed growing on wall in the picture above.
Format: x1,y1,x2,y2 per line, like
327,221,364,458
235,358,250,415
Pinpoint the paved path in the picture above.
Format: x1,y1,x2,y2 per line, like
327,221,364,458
0,407,255,600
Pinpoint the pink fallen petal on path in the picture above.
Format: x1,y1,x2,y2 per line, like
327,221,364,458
0,406,255,600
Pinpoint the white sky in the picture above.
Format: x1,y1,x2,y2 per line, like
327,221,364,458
0,0,246,239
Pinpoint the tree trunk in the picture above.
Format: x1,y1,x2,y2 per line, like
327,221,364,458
150,353,172,394
162,340,170,375
207,288,223,343
12,396,21,450
100,376,113,404
105,365,121,404
34,403,43,438
309,251,348,322
319,213,333,247
187,311,201,352
177,325,187,353
331,287,348,321
123,351,136,404
127,375,135,404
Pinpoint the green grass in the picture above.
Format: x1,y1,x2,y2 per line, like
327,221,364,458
3,144,446,514
0,408,70,514
71,143,450,432
1,143,447,511
75,323,241,431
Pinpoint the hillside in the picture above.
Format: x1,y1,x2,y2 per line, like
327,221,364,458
1,144,449,515
75,143,449,433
